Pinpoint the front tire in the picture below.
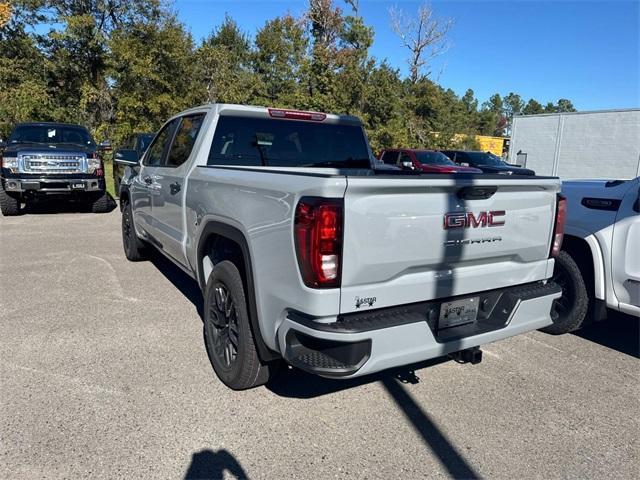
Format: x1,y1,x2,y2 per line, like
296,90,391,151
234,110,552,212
91,191,111,213
0,186,21,216
541,250,589,335
121,199,148,261
204,260,276,390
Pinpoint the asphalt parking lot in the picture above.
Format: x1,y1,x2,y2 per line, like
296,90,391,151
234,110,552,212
1,208,638,479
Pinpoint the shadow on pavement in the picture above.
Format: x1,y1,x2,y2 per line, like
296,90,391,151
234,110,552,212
184,449,247,480
381,377,480,479
149,250,204,319
24,193,117,214
572,311,639,358
267,357,449,399
267,361,479,478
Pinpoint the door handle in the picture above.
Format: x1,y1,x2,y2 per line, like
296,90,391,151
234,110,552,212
143,176,153,185
170,182,181,195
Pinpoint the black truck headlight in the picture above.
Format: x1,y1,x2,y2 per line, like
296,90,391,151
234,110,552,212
1,155,18,173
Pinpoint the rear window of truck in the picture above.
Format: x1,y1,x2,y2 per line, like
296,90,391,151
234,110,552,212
207,115,371,168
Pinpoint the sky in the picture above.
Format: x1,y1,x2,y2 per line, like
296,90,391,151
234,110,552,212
173,0,640,111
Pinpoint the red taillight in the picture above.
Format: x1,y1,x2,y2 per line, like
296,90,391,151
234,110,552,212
294,198,343,288
551,194,567,257
268,108,326,122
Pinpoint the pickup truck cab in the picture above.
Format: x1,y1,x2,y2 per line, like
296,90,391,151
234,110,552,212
379,148,482,174
441,150,536,176
546,178,640,333
119,104,564,390
0,122,109,215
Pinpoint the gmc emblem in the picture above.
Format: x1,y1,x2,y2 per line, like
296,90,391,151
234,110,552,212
443,211,505,229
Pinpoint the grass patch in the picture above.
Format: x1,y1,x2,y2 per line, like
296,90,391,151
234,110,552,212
104,160,116,198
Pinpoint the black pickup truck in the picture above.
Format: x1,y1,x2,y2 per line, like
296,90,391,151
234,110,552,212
0,122,110,216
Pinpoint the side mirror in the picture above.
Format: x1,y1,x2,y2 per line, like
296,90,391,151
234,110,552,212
114,149,139,165
400,160,414,170
460,162,470,167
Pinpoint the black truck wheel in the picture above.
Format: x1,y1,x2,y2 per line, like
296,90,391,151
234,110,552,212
91,191,111,213
121,199,148,261
541,250,589,335
0,186,21,216
204,260,276,390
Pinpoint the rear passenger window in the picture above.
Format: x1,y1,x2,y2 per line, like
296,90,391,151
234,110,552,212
165,114,205,167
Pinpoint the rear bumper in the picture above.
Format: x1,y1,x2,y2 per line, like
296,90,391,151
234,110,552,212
277,281,561,378
2,176,104,194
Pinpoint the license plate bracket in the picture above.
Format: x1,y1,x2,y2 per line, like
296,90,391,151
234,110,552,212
439,296,479,329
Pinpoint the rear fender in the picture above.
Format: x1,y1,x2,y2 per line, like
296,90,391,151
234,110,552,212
196,221,280,362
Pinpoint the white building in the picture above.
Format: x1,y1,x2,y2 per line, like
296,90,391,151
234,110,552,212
508,109,640,179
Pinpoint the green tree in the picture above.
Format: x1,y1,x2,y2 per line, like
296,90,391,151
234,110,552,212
194,15,261,105
555,98,576,112
523,99,544,115
478,93,506,136
0,4,51,137
253,15,307,105
109,13,196,143
361,62,406,150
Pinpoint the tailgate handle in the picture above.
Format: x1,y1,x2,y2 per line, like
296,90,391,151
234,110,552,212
457,186,497,200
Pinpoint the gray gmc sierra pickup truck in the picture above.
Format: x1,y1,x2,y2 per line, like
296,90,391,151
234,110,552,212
118,104,565,390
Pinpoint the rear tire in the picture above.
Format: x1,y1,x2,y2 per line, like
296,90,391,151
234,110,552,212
204,260,277,390
121,199,148,261
91,191,111,213
0,186,21,216
541,250,589,335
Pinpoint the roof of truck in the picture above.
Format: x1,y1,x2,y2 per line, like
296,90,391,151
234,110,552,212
171,103,363,125
14,121,89,130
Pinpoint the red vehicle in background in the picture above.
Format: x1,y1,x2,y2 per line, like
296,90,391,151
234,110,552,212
379,149,483,174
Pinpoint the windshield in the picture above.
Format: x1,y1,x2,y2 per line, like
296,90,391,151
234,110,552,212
465,151,505,166
9,125,95,147
415,151,455,166
208,115,371,168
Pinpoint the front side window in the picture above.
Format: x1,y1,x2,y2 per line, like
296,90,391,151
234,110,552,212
461,152,503,166
144,120,178,166
381,151,399,165
165,114,205,167
137,134,155,155
207,115,371,168
399,153,413,166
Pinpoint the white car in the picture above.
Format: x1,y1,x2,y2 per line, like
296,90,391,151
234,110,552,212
547,177,640,334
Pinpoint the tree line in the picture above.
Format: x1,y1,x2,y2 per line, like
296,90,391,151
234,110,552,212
0,0,576,150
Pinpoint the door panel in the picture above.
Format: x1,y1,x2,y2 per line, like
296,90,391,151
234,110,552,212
133,119,179,240
152,114,206,264
611,179,640,310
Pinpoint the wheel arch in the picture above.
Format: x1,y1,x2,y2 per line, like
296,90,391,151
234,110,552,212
562,234,604,300
196,221,280,362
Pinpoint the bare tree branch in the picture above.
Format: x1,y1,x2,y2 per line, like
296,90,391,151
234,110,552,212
390,2,453,83
344,0,358,16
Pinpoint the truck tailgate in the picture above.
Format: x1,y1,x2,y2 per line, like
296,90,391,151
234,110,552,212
339,176,560,313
